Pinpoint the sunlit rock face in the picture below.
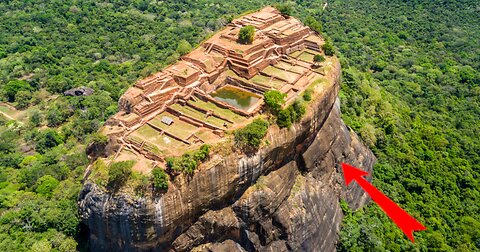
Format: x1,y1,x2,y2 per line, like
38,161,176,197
78,52,376,251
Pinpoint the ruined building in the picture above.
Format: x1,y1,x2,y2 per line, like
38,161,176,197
103,7,327,161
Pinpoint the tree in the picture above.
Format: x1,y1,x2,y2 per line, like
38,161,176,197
322,42,335,56
3,80,31,102
46,108,65,127
35,175,60,197
314,54,325,63
238,25,255,44
152,167,168,191
313,54,325,67
291,100,306,122
29,110,42,127
176,39,192,55
275,100,305,128
193,144,210,162
165,145,210,175
35,129,63,154
0,129,18,153
15,90,32,109
274,3,293,16
263,90,286,115
304,16,322,33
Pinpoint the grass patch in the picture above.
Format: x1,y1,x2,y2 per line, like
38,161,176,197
135,124,160,139
188,99,246,123
130,125,188,154
251,74,285,89
298,52,315,62
274,61,307,75
195,129,220,143
150,113,198,140
262,66,299,83
170,103,228,127
289,50,303,58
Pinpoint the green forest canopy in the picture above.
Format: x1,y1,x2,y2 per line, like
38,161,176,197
0,0,478,251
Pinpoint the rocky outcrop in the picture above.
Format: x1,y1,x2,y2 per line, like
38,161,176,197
78,58,376,251
169,104,375,252
64,86,94,96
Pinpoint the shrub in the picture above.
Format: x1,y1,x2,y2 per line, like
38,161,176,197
165,144,210,175
276,100,306,128
234,118,269,150
292,100,306,122
314,54,325,63
152,167,168,190
263,90,286,115
322,42,335,56
108,160,134,187
303,89,312,101
276,108,292,128
238,25,255,44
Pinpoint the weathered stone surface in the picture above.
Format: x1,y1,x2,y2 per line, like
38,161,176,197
78,55,376,251
172,208,240,251
302,99,375,210
232,160,298,224
192,240,246,252
63,86,94,96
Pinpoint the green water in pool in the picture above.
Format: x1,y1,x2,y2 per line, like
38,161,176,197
211,86,260,110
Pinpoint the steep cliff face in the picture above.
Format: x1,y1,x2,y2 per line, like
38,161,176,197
78,58,376,251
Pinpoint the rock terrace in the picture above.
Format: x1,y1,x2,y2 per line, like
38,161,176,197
103,7,330,171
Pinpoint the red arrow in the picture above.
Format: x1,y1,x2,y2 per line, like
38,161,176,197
341,163,426,242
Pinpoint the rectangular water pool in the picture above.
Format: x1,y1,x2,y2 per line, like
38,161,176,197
211,85,261,111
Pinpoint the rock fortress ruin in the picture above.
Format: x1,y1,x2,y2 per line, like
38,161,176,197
103,7,331,170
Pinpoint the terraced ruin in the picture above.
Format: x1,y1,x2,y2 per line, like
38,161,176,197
103,7,331,170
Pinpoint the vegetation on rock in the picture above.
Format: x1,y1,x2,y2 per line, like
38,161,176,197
303,89,312,101
264,90,306,128
263,90,286,115
108,160,134,188
276,100,306,128
166,144,210,175
313,54,325,64
234,118,269,150
152,167,169,191
321,42,335,56
238,25,255,44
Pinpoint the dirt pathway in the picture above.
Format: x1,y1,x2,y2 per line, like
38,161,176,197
0,111,15,120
